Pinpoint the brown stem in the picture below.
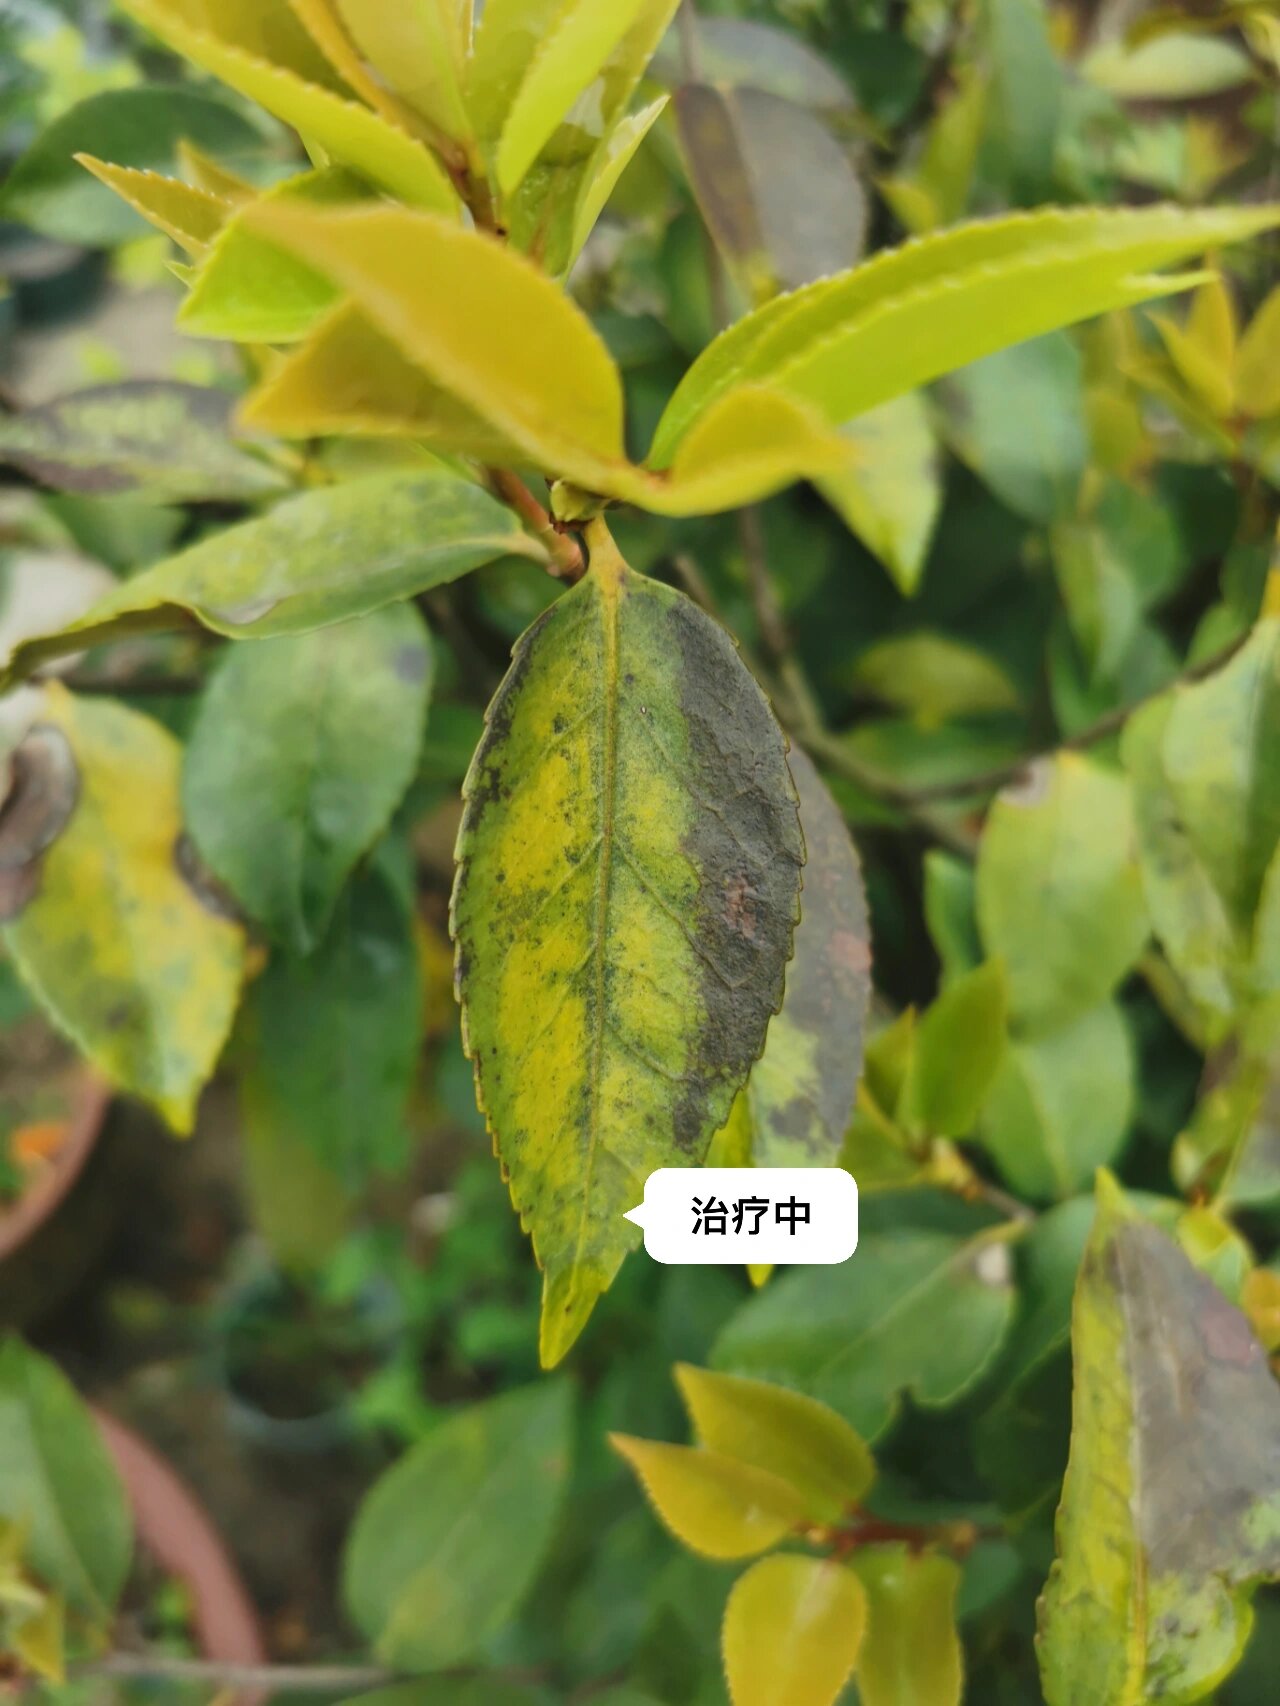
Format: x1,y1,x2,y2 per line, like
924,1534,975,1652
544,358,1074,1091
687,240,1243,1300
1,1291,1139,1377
820,1512,987,1561
486,468,587,582
75,1654,554,1695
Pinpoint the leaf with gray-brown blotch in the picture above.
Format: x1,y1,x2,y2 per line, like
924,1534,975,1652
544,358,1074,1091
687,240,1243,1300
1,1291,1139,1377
1038,1172,1280,1705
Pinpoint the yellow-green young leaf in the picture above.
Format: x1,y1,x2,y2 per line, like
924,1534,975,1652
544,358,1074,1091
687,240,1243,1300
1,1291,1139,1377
567,96,667,270
177,139,255,202
240,201,624,487
183,605,432,953
1149,279,1237,419
117,0,459,214
333,0,472,142
976,755,1150,1035
818,393,943,595
346,1382,572,1671
850,633,1020,728
241,304,529,462
0,474,538,691
12,1594,65,1684
1,689,245,1133
180,167,367,344
120,0,345,87
609,1436,809,1560
1037,1173,1280,1704
851,1548,963,1706
728,747,871,1168
73,157,230,255
675,1364,875,1522
879,68,986,236
285,0,435,137
723,1554,866,1706
648,203,1280,468
0,382,288,504
900,960,1008,1140
1082,31,1256,98
496,0,650,196
1236,283,1280,419
452,522,804,1366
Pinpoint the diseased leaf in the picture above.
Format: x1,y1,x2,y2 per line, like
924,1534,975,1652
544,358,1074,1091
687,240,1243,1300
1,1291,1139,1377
713,1194,1018,1438
1038,1175,1280,1704
345,1382,572,1671
728,748,871,1168
850,1548,964,1706
817,393,943,595
653,15,855,110
117,0,460,214
74,157,231,255
722,1554,866,1706
0,473,540,691
976,755,1149,1034
453,523,804,1365
0,383,288,504
649,204,1280,469
609,1436,810,1561
2,690,246,1133
675,1364,875,1522
980,1000,1134,1200
0,1340,131,1619
184,605,432,953
0,86,262,244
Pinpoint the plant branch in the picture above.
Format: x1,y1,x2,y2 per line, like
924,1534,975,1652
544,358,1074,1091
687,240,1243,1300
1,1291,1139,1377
76,1653,555,1696
487,467,586,582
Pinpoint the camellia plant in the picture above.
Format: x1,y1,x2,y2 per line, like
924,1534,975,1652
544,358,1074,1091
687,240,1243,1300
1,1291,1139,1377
1,0,1280,1702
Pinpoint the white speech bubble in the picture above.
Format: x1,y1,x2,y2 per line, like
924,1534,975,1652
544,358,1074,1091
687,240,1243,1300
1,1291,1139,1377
624,1168,858,1265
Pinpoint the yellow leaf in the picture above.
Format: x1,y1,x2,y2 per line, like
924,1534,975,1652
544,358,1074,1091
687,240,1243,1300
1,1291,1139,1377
851,1548,963,1706
1149,277,1237,418
675,1365,875,1521
1236,281,1280,419
118,0,460,215
334,0,473,144
2,688,246,1132
287,0,431,135
13,1596,65,1684
567,96,667,271
176,139,255,202
74,157,231,256
723,1554,866,1706
240,200,625,485
609,1436,809,1559
125,0,346,88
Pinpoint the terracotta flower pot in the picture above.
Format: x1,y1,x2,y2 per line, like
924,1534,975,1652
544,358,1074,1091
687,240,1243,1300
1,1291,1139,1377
0,1069,110,1266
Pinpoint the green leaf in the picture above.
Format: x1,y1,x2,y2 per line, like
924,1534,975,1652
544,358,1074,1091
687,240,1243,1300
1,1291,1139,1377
900,960,1009,1139
722,1554,866,1706
923,851,983,984
850,1547,964,1706
345,1382,572,1671
566,97,669,270
2,689,246,1133
729,748,871,1168
0,383,289,504
817,393,943,595
849,633,1021,727
610,1435,811,1560
0,86,262,244
238,862,423,1266
118,0,460,214
980,1001,1134,1201
976,754,1149,1034
712,1195,1018,1438
1038,1174,1280,1704
1083,33,1256,99
453,523,804,1365
1173,1052,1280,1210
184,605,431,953
240,201,626,489
941,332,1087,524
649,203,1280,469
674,1364,875,1522
0,1339,131,1618
0,473,540,691
978,0,1063,202
333,0,472,143
674,83,867,299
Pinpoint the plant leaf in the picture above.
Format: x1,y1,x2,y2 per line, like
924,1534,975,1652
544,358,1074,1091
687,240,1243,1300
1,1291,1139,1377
345,1382,572,1671
0,1340,131,1619
452,523,804,1366
567,96,668,271
649,204,1280,468
729,747,871,1167
1236,283,1280,419
0,383,288,504
818,393,943,595
712,1194,1018,1438
73,157,231,255
0,87,262,244
117,0,460,214
675,1364,875,1521
1038,1174,1280,1704
976,754,1150,1035
900,960,1009,1140
0,473,539,691
184,604,432,952
850,1548,963,1706
722,1554,866,1706
2,690,246,1133
609,1436,810,1560
332,0,472,142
